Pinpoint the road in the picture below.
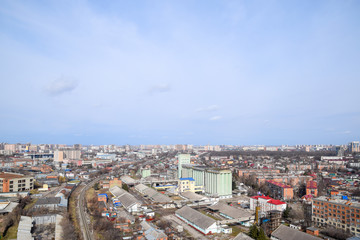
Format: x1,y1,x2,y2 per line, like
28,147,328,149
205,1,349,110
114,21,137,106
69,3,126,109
78,178,101,240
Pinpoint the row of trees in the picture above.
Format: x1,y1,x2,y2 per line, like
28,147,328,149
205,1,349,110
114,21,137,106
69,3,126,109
1,196,32,238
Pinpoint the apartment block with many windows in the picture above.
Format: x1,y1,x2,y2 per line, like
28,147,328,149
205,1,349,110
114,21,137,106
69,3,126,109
0,172,34,192
312,196,360,236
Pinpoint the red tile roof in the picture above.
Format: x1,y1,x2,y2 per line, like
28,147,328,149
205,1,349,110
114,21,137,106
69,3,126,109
251,195,286,205
306,180,317,189
266,180,292,188
251,195,272,200
268,199,286,205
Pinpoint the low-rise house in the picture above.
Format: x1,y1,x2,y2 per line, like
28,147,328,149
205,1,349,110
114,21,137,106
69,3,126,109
118,210,136,224
233,233,254,240
140,221,167,240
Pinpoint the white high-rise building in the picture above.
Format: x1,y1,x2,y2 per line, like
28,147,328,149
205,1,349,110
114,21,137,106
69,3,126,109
178,154,190,178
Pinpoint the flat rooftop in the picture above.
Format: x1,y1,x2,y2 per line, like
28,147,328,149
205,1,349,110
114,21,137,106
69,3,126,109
0,172,25,180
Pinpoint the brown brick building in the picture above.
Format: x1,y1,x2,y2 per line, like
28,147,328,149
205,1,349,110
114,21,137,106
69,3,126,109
312,196,360,236
266,180,293,200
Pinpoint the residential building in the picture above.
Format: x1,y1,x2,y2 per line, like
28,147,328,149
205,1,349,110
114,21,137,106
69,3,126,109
250,196,287,212
306,181,318,197
140,221,167,240
312,196,360,236
349,141,360,153
54,150,63,162
0,172,34,192
266,180,293,200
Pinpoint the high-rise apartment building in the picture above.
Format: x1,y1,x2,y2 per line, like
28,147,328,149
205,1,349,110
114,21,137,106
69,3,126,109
349,141,360,153
54,150,64,162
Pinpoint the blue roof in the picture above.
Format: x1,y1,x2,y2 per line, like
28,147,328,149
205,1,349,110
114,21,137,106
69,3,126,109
98,193,108,196
180,178,195,181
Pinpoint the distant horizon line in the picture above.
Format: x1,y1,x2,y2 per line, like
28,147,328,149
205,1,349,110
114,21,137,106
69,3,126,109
1,141,357,147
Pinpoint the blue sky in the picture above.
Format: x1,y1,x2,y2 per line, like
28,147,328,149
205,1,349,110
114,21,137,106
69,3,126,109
0,0,359,145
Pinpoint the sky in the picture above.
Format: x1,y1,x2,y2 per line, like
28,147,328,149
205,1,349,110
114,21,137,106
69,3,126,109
0,0,360,146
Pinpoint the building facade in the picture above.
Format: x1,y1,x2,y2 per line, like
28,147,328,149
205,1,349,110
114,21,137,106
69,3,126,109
178,154,191,178
250,196,287,212
178,178,203,193
0,172,34,192
182,165,232,197
266,180,293,200
312,196,360,236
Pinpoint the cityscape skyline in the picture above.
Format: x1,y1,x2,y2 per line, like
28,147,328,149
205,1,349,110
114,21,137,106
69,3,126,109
1,1,360,145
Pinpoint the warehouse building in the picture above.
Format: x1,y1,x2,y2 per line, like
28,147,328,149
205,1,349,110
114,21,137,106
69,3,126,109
175,206,220,235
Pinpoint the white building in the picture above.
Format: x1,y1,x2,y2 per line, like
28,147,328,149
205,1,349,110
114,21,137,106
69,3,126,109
178,154,191,178
250,196,286,212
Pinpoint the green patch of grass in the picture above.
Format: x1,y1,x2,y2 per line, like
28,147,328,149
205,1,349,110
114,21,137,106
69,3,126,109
30,189,39,195
231,226,243,236
3,223,18,240
24,199,38,210
68,180,81,184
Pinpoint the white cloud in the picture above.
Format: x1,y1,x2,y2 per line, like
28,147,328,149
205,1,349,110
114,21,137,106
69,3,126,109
341,130,351,134
44,78,78,96
196,105,219,112
148,84,171,94
209,116,222,121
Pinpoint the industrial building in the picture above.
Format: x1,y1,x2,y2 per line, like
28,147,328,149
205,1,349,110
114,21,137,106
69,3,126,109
181,165,232,198
17,216,33,240
110,186,142,213
134,184,175,208
175,206,220,235
178,154,191,178
208,202,254,226
271,224,320,240
178,178,203,193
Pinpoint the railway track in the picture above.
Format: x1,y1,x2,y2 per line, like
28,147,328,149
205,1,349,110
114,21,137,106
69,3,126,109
78,178,101,240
